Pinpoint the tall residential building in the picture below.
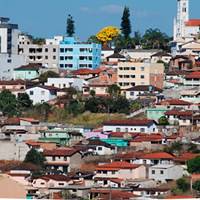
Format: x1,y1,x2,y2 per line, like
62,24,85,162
18,35,63,68
117,61,164,90
59,37,101,70
0,17,26,80
0,17,19,54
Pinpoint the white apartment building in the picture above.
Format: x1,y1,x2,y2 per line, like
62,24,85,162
18,35,63,68
117,61,164,90
0,17,26,80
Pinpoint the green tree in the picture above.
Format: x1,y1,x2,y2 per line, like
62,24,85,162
176,178,190,192
158,116,169,125
24,148,46,168
87,35,100,43
39,71,59,83
90,90,96,97
187,157,200,174
33,103,51,121
107,84,121,98
133,31,142,46
187,143,200,153
121,6,131,39
66,14,75,37
0,90,18,116
67,100,84,116
142,28,170,50
130,101,142,111
17,93,32,111
193,180,200,192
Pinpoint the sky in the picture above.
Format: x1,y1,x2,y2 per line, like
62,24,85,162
0,0,200,40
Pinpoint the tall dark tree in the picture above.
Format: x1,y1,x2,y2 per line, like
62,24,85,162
0,90,18,116
120,7,131,39
17,93,33,111
66,14,75,37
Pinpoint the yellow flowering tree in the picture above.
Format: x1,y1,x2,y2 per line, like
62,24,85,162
96,26,120,45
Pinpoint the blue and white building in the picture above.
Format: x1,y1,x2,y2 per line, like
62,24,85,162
59,37,101,70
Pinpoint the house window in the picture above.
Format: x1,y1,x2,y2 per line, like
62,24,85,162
141,75,145,79
45,48,48,52
30,91,34,95
103,180,108,185
45,56,48,59
60,48,64,53
112,171,115,174
53,56,56,60
97,147,102,151
58,182,64,186
125,128,128,132
131,67,135,70
160,170,164,174
116,128,121,132
152,170,155,174
53,48,56,52
141,67,145,71
130,92,134,96
60,64,64,68
140,128,145,132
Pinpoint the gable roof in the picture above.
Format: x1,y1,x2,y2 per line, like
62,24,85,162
96,161,141,171
39,174,70,182
72,68,102,76
0,80,26,85
126,85,162,92
132,134,164,143
43,148,79,157
107,52,125,59
103,119,155,127
139,152,175,160
158,99,191,106
174,152,200,162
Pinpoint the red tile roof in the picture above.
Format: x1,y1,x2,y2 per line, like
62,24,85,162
94,177,124,184
109,132,139,138
20,117,39,123
158,99,191,106
39,174,70,182
165,110,192,116
103,119,155,126
185,19,200,26
72,68,102,75
166,195,193,199
43,148,79,156
174,152,200,162
132,134,164,143
0,80,26,85
96,161,141,171
139,152,175,160
185,71,200,79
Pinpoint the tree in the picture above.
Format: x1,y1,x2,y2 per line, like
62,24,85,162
24,148,46,168
176,178,190,192
187,157,200,174
158,116,169,125
33,103,51,121
133,31,142,46
39,71,59,83
87,35,100,44
130,101,142,111
0,90,18,116
193,180,200,192
142,28,170,50
121,6,131,39
17,93,32,111
107,84,121,98
90,90,96,97
66,14,75,37
96,26,120,45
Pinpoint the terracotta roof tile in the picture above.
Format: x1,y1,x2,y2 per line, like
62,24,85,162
96,161,141,171
139,152,175,160
175,152,200,162
185,71,200,79
185,19,200,26
43,148,79,156
158,99,191,106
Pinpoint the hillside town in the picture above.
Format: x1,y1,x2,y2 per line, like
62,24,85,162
1,0,200,199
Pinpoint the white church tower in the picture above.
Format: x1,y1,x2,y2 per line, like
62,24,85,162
173,0,189,41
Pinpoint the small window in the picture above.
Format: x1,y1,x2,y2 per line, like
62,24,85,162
141,67,145,71
53,48,56,52
116,128,121,132
160,170,164,174
58,182,64,186
141,75,145,79
45,48,48,52
152,170,155,174
97,147,102,151
30,91,34,95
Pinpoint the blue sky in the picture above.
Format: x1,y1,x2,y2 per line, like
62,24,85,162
0,0,199,40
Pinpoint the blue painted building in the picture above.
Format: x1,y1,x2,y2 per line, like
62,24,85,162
59,37,101,70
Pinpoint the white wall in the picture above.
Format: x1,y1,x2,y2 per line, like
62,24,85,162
26,87,56,104
103,124,158,133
